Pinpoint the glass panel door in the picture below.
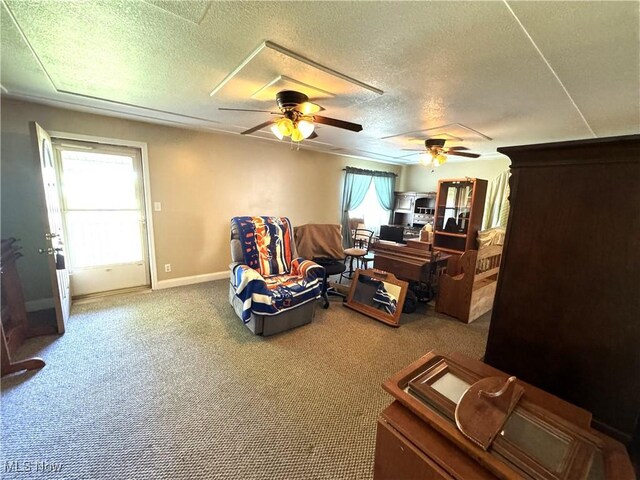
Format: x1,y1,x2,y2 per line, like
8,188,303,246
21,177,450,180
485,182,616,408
56,143,150,296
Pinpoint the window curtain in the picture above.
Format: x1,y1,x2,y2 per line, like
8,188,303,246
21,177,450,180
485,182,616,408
341,167,397,247
341,168,373,247
373,174,396,224
482,170,510,230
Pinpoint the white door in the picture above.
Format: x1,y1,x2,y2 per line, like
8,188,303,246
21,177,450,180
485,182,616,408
53,140,150,297
32,123,70,333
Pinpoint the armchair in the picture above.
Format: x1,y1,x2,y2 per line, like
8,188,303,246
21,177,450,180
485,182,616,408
228,216,324,336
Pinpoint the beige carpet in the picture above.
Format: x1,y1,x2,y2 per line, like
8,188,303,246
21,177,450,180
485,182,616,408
1,280,490,479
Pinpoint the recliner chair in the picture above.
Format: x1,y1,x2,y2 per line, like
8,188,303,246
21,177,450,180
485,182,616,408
228,216,324,336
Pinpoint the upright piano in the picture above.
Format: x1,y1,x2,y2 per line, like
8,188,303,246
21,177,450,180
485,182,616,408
372,239,450,301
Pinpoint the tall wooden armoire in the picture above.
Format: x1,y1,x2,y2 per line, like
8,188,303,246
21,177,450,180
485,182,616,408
484,135,640,447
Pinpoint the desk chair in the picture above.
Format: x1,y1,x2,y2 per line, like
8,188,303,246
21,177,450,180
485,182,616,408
340,228,374,283
314,258,347,308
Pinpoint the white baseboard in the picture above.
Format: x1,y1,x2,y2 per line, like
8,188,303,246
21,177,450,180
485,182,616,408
25,297,55,312
154,271,228,290
25,274,227,308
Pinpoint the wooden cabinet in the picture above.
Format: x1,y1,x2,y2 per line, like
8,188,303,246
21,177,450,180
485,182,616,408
392,191,437,229
484,135,640,447
413,193,437,227
394,192,415,212
375,406,460,480
433,178,487,255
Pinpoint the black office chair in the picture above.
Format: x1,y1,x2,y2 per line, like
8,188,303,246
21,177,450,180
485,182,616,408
340,228,374,283
313,258,347,308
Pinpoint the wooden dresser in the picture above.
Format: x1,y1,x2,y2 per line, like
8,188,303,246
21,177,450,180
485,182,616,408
483,135,640,447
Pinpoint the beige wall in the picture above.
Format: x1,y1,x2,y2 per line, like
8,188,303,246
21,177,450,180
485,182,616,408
399,156,511,192
1,98,401,302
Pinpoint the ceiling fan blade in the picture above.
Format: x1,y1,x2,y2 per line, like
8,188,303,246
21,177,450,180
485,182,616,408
313,115,363,132
219,108,276,113
307,131,319,140
448,151,481,158
240,120,274,135
448,146,470,151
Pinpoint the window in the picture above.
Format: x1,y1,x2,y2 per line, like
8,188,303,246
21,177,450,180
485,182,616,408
348,181,390,234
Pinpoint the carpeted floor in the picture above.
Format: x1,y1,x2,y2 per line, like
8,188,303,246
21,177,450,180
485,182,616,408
1,280,490,480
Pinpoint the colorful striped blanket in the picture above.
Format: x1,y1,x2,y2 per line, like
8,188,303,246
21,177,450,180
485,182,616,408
232,216,294,276
231,216,323,322
232,258,323,322
373,283,398,314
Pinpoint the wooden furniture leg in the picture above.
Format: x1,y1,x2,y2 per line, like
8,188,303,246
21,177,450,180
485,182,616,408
1,238,49,376
1,326,45,376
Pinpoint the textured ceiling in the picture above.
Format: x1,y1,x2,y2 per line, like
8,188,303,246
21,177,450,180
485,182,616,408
1,0,638,164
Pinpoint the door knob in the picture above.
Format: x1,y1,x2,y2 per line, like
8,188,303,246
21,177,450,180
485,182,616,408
38,247,54,255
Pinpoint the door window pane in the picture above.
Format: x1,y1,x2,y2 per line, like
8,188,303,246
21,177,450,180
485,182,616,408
61,151,138,210
65,211,144,268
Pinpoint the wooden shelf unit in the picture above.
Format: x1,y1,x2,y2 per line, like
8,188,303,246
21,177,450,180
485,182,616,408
392,191,437,229
434,231,467,238
433,178,487,256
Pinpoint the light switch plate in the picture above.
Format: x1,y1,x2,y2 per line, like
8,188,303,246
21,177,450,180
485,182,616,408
154,202,162,211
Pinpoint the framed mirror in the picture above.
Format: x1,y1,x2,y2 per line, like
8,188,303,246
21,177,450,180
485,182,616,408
344,269,408,327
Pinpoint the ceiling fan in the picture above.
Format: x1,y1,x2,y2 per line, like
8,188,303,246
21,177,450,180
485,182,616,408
219,90,363,142
404,139,480,168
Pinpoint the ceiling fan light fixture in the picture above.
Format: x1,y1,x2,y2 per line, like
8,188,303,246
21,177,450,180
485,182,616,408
224,90,362,141
276,117,294,137
290,128,304,142
419,152,432,166
297,119,315,139
436,153,448,165
270,124,284,140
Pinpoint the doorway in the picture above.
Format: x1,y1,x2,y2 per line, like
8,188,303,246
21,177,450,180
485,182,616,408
52,140,151,297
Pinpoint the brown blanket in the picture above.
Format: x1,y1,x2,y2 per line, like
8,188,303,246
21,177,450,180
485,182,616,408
294,224,345,260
